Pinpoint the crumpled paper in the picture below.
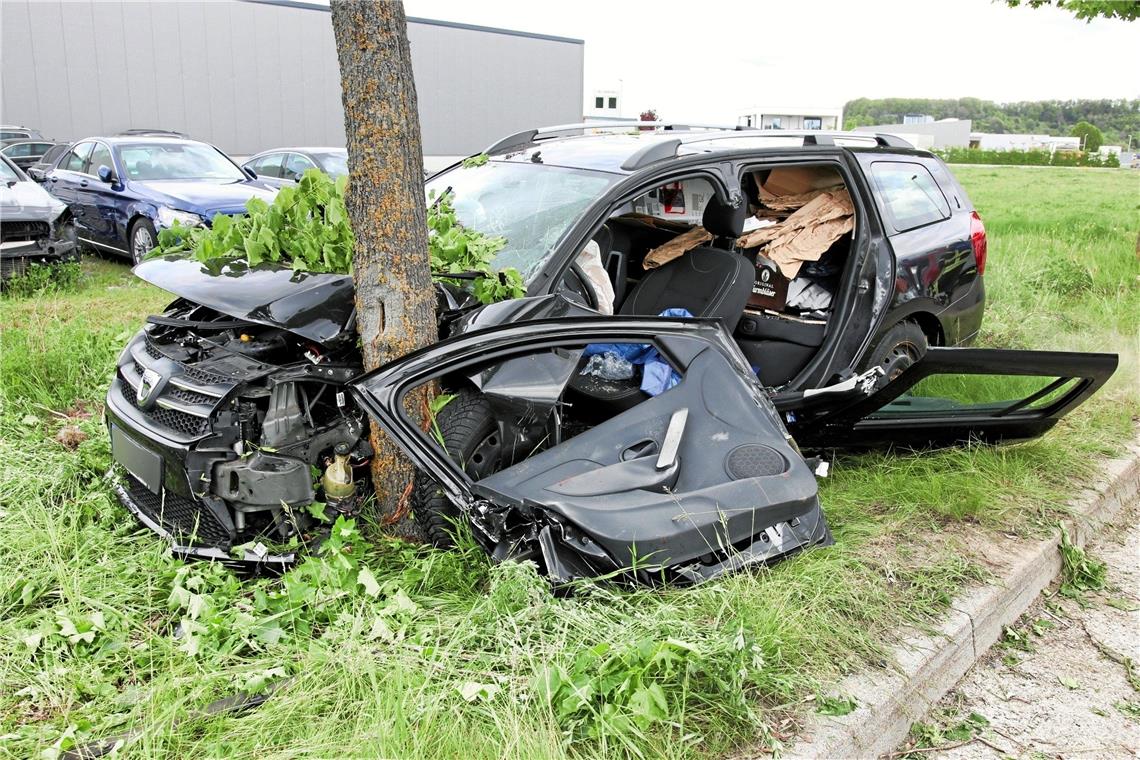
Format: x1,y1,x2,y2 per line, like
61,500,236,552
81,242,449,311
643,226,713,269
737,189,854,279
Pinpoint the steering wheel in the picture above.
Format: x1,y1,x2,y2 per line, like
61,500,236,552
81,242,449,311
556,262,599,311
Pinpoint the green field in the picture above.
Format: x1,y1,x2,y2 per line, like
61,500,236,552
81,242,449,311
1,166,1137,759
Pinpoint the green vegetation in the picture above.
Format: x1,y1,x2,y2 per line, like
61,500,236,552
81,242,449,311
1070,120,1106,152
843,97,1139,145
937,147,1120,167
1,261,82,299
150,169,524,304
1005,0,1140,23
1,167,1137,758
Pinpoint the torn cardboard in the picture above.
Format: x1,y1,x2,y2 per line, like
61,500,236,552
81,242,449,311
738,189,854,279
643,226,713,269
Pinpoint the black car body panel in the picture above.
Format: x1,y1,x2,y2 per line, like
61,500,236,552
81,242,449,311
132,256,356,345
349,315,832,584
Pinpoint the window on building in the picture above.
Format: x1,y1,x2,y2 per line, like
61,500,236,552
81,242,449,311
767,117,782,130
870,161,951,233
595,96,604,109
608,97,617,109
804,117,823,130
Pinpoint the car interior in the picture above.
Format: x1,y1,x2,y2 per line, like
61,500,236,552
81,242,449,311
566,162,857,390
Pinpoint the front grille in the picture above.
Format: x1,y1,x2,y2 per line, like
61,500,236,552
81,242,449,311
117,376,210,437
168,387,215,405
123,473,231,547
1,220,50,243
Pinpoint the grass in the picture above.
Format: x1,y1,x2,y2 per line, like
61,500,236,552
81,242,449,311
1,166,1137,759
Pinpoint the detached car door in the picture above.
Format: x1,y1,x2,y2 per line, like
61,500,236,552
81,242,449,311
784,347,1117,450
350,316,832,584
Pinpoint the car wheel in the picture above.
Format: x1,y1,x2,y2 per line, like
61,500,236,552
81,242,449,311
864,320,928,381
412,389,503,548
128,218,158,265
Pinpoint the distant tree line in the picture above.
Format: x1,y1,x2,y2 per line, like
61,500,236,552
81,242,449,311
843,98,1139,145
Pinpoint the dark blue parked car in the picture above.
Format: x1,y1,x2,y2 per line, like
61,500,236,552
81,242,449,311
44,136,277,263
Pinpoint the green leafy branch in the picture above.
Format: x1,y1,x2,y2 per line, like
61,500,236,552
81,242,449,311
149,169,525,304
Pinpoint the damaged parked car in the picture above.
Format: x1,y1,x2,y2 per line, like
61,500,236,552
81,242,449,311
105,123,1118,583
1,154,77,281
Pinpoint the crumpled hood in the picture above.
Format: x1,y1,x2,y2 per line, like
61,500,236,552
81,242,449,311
0,180,67,221
133,256,355,345
131,180,277,218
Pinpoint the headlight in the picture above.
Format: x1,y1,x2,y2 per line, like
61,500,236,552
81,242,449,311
156,207,204,229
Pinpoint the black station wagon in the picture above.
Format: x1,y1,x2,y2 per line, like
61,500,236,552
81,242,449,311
105,123,1117,583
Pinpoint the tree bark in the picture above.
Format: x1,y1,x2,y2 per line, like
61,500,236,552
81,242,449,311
330,0,435,540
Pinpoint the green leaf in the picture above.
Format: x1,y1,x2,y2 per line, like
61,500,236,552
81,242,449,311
357,566,381,597
1059,675,1081,690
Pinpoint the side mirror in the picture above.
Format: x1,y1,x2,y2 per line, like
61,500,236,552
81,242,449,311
27,168,44,181
97,165,115,184
244,166,257,180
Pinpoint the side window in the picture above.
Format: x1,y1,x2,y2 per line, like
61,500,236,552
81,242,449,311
87,143,113,174
250,153,283,178
4,143,32,157
870,161,951,233
282,153,316,181
1,130,28,140
61,142,93,172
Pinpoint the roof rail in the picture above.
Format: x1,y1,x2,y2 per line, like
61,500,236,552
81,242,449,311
620,138,683,172
873,132,914,149
484,121,755,154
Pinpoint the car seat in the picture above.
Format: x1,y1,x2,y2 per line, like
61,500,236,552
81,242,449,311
617,193,753,332
569,193,753,415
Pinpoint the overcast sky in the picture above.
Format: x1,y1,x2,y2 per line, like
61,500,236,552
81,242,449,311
401,0,1139,123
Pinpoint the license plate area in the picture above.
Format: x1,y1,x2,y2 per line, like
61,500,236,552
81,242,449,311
110,424,163,494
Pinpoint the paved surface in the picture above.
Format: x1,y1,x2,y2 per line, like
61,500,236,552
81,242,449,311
908,501,1140,760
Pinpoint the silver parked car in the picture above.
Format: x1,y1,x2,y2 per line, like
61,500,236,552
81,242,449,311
241,147,347,188
0,154,77,280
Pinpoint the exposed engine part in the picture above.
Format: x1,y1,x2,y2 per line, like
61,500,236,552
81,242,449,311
321,442,358,516
213,452,314,510
261,382,307,448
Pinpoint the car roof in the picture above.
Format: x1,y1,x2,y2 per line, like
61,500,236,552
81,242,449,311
73,135,218,148
481,122,934,174
249,147,346,156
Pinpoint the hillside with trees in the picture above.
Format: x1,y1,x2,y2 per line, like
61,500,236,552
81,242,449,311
843,98,1138,145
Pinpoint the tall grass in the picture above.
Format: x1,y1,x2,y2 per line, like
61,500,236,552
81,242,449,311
1,168,1137,759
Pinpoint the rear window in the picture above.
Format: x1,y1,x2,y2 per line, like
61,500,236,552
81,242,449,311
870,161,951,233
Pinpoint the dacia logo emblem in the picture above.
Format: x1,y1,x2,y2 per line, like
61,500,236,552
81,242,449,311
138,369,162,405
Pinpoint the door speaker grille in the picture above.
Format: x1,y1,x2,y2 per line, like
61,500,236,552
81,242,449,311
725,444,787,479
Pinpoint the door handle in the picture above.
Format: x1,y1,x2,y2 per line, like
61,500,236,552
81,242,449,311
79,180,88,187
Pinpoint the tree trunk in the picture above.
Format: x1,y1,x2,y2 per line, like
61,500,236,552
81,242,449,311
330,0,435,540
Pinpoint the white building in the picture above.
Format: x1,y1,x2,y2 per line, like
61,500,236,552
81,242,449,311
970,133,1080,152
737,105,843,131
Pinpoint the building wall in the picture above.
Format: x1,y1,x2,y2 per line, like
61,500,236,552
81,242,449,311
0,0,584,157
972,133,1080,151
854,120,972,148
737,106,843,131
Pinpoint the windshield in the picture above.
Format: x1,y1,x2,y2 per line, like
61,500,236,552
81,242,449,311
315,151,348,178
118,142,246,181
424,161,618,280
0,159,20,182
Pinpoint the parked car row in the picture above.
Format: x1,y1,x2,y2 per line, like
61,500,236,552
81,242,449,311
3,124,349,266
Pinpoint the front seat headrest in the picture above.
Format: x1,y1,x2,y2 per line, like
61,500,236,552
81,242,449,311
702,192,747,238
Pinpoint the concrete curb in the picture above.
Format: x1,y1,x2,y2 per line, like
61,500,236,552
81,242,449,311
784,436,1140,759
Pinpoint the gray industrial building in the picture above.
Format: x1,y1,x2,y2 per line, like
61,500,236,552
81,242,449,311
853,119,972,149
0,0,584,167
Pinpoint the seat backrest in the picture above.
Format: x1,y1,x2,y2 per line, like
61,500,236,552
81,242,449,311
618,246,753,333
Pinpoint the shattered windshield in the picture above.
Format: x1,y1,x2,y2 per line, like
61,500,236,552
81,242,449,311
424,161,618,281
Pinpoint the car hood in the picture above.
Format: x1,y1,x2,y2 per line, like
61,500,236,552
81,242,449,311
0,180,67,221
131,180,277,217
133,256,355,345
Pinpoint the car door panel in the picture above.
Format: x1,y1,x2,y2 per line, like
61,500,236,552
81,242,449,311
787,347,1117,450
349,315,831,583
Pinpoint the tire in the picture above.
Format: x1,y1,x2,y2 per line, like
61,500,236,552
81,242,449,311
863,320,928,381
128,217,158,265
413,389,503,548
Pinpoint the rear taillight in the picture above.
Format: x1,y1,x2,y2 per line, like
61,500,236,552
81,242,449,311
970,210,987,276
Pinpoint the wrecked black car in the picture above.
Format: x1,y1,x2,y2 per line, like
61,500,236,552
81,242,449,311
105,123,1117,582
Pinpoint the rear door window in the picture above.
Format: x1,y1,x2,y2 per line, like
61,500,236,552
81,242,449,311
870,161,951,233
282,153,316,181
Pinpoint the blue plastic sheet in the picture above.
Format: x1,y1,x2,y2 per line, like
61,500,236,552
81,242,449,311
581,308,692,396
